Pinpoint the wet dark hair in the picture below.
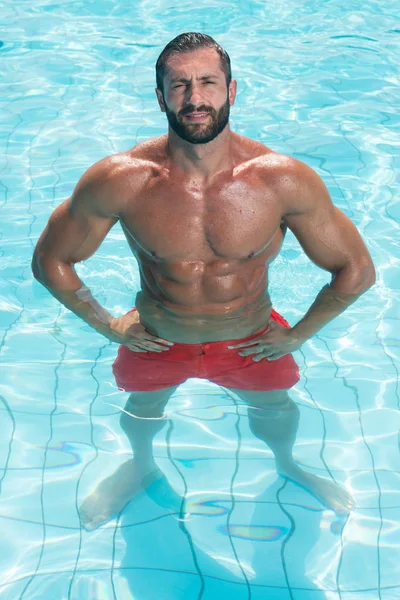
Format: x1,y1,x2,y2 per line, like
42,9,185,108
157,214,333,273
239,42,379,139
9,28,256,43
156,32,231,92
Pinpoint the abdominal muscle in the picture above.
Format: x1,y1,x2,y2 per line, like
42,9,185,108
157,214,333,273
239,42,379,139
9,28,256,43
135,269,273,344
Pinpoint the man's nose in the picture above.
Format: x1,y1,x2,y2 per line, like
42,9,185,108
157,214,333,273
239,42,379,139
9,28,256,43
186,84,203,105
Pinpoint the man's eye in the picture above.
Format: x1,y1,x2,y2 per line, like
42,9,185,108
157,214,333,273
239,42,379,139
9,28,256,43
205,81,215,85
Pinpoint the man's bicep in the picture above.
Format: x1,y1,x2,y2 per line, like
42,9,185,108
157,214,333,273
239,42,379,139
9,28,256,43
282,166,368,274
285,204,365,273
36,196,117,265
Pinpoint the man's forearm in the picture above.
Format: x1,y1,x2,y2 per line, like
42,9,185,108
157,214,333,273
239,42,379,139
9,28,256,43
291,267,375,342
51,285,112,333
32,257,112,334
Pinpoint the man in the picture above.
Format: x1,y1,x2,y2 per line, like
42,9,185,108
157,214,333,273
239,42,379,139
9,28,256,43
32,33,375,529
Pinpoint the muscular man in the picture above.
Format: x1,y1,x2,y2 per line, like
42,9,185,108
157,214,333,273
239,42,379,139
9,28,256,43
32,33,375,529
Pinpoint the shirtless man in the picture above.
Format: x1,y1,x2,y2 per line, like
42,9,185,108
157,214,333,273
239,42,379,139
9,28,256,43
32,33,375,529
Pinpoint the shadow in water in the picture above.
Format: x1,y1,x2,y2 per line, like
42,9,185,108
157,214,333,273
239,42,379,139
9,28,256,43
118,472,332,599
80,384,352,599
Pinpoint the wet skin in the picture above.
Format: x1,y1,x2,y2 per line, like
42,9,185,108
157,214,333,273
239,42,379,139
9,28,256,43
33,47,373,525
120,134,286,343
32,47,374,355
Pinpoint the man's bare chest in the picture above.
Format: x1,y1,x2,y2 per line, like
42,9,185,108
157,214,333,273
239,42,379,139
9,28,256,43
121,176,282,261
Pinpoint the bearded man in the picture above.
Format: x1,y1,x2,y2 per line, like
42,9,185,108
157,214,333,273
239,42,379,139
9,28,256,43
33,33,375,529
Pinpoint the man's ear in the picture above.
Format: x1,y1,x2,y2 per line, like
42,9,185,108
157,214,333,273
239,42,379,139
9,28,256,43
155,88,166,113
228,79,237,106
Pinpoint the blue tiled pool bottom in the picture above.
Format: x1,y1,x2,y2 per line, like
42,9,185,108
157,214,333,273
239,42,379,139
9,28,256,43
1,0,399,598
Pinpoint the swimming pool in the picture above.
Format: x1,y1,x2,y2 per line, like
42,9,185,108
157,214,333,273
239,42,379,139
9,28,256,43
1,0,399,598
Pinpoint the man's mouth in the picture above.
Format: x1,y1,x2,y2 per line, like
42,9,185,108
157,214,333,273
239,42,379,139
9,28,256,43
183,111,210,121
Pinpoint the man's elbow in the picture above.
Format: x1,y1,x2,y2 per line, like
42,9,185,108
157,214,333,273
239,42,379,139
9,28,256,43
333,257,376,295
355,257,376,294
31,250,43,282
31,249,56,286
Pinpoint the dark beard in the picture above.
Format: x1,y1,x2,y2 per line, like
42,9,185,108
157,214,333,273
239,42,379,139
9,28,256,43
164,96,230,144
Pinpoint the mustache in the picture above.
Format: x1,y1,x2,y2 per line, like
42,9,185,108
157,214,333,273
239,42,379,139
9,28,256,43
179,105,215,117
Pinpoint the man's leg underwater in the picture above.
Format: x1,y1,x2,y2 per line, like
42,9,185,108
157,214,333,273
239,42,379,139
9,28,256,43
229,387,355,516
80,385,178,530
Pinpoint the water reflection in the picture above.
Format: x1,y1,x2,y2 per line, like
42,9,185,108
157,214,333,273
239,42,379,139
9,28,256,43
80,386,353,529
79,377,355,598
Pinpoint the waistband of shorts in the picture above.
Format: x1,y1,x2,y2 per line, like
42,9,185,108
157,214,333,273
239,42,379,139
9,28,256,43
129,307,269,349
169,323,269,351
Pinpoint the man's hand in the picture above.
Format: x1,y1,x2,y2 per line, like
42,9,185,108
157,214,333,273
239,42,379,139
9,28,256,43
106,311,174,352
228,321,303,361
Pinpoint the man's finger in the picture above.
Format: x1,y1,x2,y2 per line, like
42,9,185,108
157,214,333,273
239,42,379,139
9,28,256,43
238,347,263,357
137,332,174,345
252,353,268,362
263,352,286,361
130,336,173,350
142,340,173,350
129,325,174,346
228,340,261,349
250,349,287,361
144,335,174,346
143,342,172,351
127,346,148,353
127,342,168,352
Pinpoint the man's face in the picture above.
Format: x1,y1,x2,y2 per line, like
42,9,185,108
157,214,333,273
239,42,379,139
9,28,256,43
156,48,236,144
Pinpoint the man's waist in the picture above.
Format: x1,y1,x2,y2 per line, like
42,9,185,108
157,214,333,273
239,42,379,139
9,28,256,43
134,290,272,343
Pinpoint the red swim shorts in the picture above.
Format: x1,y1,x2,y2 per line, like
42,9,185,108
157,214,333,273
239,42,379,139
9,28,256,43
112,308,300,392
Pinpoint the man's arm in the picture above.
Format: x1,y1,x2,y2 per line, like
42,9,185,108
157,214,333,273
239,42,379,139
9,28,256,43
231,157,375,361
33,157,173,352
32,157,120,334
282,158,375,343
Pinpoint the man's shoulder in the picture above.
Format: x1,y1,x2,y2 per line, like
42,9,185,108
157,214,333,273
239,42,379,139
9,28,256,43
128,134,168,164
233,136,329,214
74,136,167,215
95,135,167,181
255,152,330,216
242,145,319,191
232,134,299,175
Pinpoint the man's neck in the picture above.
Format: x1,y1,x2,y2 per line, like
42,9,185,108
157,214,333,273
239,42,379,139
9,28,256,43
166,125,235,179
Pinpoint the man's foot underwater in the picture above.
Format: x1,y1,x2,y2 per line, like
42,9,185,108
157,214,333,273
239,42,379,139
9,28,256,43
277,461,355,516
79,459,165,531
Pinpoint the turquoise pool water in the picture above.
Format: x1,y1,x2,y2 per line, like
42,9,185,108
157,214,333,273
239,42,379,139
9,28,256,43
1,1,399,598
